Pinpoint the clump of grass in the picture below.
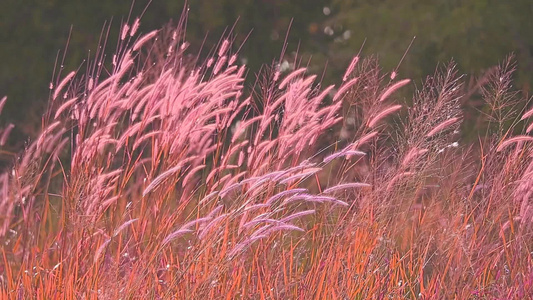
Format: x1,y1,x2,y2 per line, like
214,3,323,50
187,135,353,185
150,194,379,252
1,12,532,299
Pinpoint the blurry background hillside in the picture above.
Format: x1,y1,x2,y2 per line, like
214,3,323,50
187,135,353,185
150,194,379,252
1,0,532,146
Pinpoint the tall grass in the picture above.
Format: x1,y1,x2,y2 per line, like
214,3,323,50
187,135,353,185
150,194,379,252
1,14,532,299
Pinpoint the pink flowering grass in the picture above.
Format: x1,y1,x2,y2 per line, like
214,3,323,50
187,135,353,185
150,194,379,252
1,12,533,299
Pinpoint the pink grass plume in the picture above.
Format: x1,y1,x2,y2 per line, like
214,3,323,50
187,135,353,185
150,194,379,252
323,182,371,194
143,157,196,196
352,131,379,148
401,147,428,166
120,23,130,40
53,71,76,99
323,150,365,163
521,106,533,120
279,210,315,223
496,135,533,152
343,56,359,82
113,219,138,237
333,77,358,102
133,30,159,51
426,117,460,137
161,229,194,247
130,18,140,37
0,96,7,115
379,79,410,102
94,239,111,264
218,39,230,57
0,123,14,146
279,68,307,90
54,97,79,119
526,122,533,133
367,105,402,128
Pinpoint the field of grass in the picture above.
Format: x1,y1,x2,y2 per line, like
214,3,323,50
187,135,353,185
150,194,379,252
1,13,532,299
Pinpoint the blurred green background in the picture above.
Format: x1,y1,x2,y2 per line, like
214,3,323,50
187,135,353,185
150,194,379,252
1,0,532,146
